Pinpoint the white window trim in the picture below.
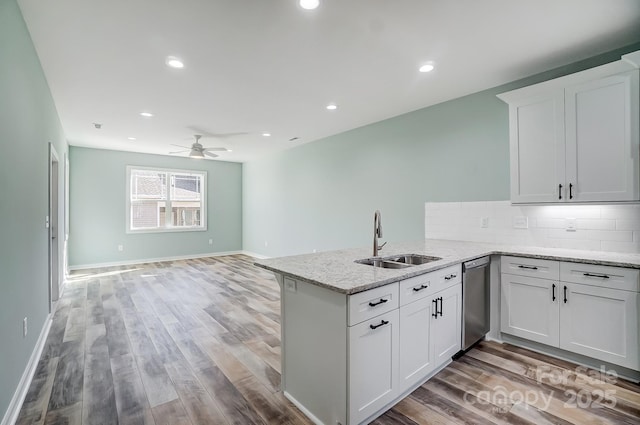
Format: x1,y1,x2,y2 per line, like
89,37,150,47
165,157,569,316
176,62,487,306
126,165,207,234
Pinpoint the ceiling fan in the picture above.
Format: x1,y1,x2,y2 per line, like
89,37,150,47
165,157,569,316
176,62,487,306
169,135,229,158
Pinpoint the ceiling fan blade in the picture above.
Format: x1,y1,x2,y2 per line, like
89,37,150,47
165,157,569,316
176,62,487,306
203,151,219,158
186,126,248,139
203,147,228,152
169,150,190,154
171,144,191,149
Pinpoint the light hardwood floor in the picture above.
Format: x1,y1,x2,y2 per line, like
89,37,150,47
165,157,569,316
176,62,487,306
16,255,640,424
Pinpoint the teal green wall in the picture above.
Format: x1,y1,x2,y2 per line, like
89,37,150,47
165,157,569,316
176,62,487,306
243,43,640,257
0,0,68,420
69,147,242,267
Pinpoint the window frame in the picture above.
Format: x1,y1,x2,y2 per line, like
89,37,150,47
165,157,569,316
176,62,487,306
126,165,207,234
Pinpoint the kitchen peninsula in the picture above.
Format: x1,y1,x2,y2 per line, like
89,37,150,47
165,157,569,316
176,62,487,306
254,239,640,425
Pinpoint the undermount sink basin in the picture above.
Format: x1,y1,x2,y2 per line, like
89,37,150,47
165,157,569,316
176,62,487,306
384,254,442,265
355,254,442,269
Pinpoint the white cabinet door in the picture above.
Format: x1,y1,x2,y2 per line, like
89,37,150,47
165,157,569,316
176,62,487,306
560,283,639,371
501,274,559,346
399,297,434,392
431,284,462,365
348,309,399,425
508,92,566,203
565,71,640,202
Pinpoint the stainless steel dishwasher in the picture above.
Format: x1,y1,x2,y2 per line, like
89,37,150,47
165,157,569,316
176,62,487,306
459,256,491,353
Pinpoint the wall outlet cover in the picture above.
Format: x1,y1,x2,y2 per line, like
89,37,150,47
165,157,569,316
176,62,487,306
480,217,489,228
117,244,124,252
566,218,577,231
513,216,529,229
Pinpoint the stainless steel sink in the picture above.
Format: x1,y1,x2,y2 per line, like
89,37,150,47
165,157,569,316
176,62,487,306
383,254,442,265
355,254,441,269
355,258,412,269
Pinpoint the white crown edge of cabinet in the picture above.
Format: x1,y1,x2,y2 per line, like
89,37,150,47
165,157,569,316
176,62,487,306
496,50,639,103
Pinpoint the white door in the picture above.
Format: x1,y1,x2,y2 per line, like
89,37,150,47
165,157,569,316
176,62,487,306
565,70,640,202
348,309,399,425
431,284,462,365
508,92,566,203
501,274,559,347
399,297,434,392
560,283,639,370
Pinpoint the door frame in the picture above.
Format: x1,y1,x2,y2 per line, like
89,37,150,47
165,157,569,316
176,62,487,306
49,143,60,312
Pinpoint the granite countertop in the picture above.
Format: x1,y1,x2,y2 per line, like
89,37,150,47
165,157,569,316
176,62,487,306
253,239,640,295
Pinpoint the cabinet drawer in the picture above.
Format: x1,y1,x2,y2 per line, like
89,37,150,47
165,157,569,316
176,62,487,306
501,256,559,280
399,264,461,307
400,273,435,306
560,262,639,292
349,283,399,326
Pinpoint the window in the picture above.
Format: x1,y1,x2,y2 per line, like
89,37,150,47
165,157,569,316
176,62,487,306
126,166,206,233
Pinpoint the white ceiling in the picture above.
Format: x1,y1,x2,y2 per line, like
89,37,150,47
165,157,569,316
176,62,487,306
18,0,640,163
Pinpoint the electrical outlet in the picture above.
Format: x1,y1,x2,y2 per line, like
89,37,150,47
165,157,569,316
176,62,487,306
264,240,268,247
480,217,489,228
313,249,317,253
23,317,28,337
566,218,577,232
117,244,124,252
513,216,529,229
208,239,213,245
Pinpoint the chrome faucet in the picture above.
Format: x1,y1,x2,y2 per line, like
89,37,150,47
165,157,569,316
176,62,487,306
373,210,387,256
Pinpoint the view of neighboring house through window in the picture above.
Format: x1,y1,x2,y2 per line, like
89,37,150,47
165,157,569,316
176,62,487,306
127,166,206,232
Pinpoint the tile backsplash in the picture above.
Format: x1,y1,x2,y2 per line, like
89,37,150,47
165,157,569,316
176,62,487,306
425,201,640,253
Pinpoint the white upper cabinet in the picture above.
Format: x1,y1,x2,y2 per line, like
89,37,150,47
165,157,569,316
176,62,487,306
565,72,639,201
498,51,640,204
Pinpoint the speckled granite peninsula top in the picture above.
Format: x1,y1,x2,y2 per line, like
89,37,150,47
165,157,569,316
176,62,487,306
253,239,640,295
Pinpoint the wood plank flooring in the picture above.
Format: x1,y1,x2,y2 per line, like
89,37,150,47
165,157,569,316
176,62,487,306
15,255,640,424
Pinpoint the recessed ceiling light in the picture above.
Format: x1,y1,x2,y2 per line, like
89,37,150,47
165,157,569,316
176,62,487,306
419,63,435,73
127,137,136,141
262,133,271,137
140,112,153,117
300,0,319,10
165,56,184,69
326,104,337,110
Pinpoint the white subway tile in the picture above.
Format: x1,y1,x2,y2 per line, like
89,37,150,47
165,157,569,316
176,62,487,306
585,230,633,242
600,205,640,220
575,218,616,230
545,239,602,251
600,241,640,254
536,218,566,229
615,218,640,231
546,229,586,239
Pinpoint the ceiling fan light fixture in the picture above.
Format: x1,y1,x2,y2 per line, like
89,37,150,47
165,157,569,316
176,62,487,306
189,149,205,158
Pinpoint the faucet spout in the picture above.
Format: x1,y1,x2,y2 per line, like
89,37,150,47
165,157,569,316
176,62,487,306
373,210,386,256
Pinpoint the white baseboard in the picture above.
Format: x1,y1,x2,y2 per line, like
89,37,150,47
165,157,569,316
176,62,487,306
68,250,246,270
1,315,52,425
283,392,325,425
241,250,270,259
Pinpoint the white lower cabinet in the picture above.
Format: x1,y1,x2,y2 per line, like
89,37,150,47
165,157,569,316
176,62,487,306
500,256,640,371
398,277,462,394
348,309,399,425
279,265,463,425
559,283,639,369
432,284,463,364
500,274,559,346
398,297,434,390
